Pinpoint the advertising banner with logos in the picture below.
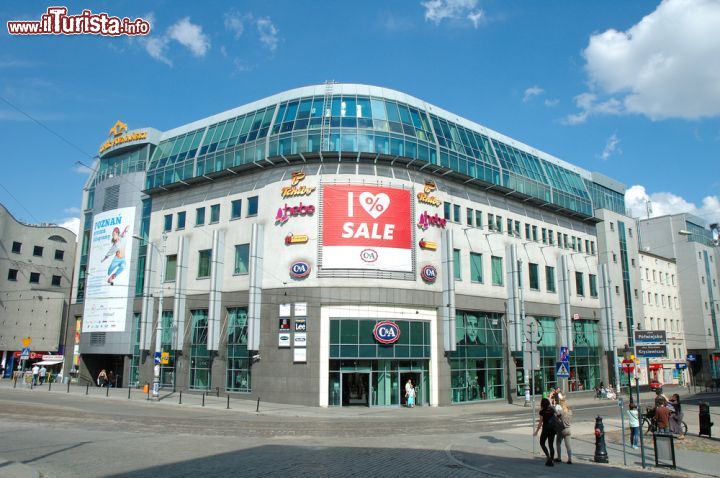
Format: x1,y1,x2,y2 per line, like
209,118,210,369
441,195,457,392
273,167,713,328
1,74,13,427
82,207,135,332
321,185,412,272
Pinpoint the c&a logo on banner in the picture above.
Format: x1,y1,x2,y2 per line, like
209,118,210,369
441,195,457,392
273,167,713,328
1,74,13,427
322,185,412,272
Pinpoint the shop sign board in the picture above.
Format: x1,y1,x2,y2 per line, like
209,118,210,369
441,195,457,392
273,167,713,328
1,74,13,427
635,344,667,358
322,185,412,272
294,302,307,317
420,265,438,283
290,261,311,278
675,363,687,370
278,333,290,347
686,354,696,362
293,347,307,363
83,206,135,332
294,318,307,332
416,181,441,206
373,321,401,344
294,333,307,348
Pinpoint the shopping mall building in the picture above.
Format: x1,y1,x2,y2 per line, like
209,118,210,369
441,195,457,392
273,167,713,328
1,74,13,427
66,83,646,406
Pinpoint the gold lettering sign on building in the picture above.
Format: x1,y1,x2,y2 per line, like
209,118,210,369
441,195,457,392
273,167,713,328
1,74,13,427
281,170,316,198
417,180,441,207
99,120,148,153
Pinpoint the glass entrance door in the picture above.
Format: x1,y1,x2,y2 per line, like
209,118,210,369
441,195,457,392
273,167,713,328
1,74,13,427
342,372,370,406
400,372,422,406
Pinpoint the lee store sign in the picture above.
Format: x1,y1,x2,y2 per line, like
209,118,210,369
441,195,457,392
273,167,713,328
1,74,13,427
322,185,412,272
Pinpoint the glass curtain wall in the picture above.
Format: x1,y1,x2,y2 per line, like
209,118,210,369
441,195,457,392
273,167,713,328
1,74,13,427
160,311,176,388
226,308,250,392
570,320,600,391
451,311,504,402
129,313,141,387
189,309,210,390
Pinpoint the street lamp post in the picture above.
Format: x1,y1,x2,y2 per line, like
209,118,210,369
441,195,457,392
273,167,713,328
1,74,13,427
133,233,167,400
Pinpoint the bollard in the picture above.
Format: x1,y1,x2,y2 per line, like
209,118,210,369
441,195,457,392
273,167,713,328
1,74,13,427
699,402,713,437
86,383,89,395
202,393,205,407
179,390,182,405
227,394,230,409
128,387,131,399
49,381,52,392
256,397,260,413
594,416,609,463
106,385,109,397
67,381,70,393
13,375,17,389
216,387,220,398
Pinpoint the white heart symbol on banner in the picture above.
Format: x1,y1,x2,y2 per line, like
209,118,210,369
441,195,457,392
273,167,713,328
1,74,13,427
359,192,390,219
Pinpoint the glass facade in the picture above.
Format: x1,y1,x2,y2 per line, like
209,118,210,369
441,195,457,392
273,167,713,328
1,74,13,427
451,311,504,402
516,317,559,396
570,320,600,391
189,309,210,390
143,88,621,219
159,311,176,388
686,220,715,248
618,221,635,344
129,313,141,387
329,319,430,407
226,308,250,392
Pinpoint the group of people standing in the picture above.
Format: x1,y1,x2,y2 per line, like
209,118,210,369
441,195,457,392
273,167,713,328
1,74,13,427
31,364,48,385
534,388,573,466
405,379,416,408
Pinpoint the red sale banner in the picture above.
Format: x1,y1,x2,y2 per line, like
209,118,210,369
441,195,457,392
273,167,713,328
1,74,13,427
322,185,412,271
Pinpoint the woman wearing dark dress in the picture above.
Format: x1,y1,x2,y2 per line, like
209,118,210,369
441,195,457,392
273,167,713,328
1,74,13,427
534,397,557,466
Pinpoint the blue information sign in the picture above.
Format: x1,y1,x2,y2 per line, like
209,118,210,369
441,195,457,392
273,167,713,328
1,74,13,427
556,361,570,378
20,347,30,360
687,354,696,362
154,351,161,365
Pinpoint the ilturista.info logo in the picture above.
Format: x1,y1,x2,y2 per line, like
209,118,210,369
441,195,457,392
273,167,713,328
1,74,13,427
7,7,151,36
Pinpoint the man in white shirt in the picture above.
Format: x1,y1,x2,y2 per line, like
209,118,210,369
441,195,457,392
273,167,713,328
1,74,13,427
39,365,47,384
31,364,39,386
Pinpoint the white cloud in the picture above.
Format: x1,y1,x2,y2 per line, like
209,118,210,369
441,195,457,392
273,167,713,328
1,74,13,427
598,133,621,161
256,17,279,51
573,0,720,121
224,10,249,39
63,207,80,215
57,217,80,238
544,98,559,107
523,86,544,103
563,93,622,125
139,14,210,66
421,0,484,28
625,185,720,224
167,17,210,57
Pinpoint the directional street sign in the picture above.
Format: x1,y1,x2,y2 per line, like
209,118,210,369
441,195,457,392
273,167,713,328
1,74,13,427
634,330,667,344
556,361,570,378
635,344,667,358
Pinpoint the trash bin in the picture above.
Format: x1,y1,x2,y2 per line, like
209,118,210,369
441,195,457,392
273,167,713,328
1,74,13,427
143,383,149,394
699,402,713,437
63,376,70,384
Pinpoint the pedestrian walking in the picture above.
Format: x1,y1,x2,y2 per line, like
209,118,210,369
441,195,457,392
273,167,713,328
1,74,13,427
555,399,572,464
627,402,640,448
107,370,116,388
39,365,47,385
405,379,415,408
668,394,685,439
534,397,557,466
654,397,671,433
31,364,40,386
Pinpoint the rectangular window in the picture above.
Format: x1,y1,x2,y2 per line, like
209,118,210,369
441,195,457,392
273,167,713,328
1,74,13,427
453,249,461,280
491,256,503,286
247,196,259,216
590,242,596,255
545,266,556,292
548,230,554,245
578,238,583,253
196,207,206,226
198,249,212,278
541,228,547,244
51,275,61,287
507,218,513,235
495,215,502,233
571,236,577,251
234,244,250,275
231,199,242,219
466,208,474,226
474,210,482,228
585,240,590,253
210,204,220,223
30,272,40,284
589,274,598,297
163,214,173,232
529,263,539,290
33,246,43,257
526,224,531,240
190,309,210,390
531,225,538,242
557,231,562,247
563,234,569,249
7,269,18,281
444,202,451,220
176,211,186,230
11,241,21,254
54,249,64,261
575,271,584,296
470,252,483,283
453,204,461,223
514,221,520,237
165,254,177,282
487,213,494,230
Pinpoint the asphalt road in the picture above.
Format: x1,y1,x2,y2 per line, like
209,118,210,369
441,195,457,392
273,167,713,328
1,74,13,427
0,384,717,478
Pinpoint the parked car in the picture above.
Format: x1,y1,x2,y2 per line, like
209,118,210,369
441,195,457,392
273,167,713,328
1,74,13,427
649,379,663,392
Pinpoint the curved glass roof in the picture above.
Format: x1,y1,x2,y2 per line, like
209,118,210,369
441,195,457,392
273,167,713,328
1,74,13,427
143,84,624,217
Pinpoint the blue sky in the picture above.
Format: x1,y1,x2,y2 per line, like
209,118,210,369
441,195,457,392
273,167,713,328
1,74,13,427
1,0,718,235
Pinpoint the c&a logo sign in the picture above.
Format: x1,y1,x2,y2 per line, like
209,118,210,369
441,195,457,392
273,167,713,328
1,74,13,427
373,321,401,344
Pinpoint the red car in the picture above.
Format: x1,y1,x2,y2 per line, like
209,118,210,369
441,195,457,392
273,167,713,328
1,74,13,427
649,379,663,392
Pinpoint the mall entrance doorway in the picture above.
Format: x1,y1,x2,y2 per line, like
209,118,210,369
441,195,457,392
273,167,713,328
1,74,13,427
342,372,370,406
400,372,422,407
